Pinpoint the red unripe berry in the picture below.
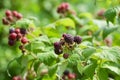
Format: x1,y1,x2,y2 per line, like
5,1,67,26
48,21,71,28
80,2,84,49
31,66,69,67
12,76,22,80
21,37,28,44
63,53,69,59
16,13,22,19
12,11,18,17
15,28,20,34
5,10,12,17
9,33,17,40
7,15,13,22
17,33,22,39
2,18,9,25
68,73,76,79
8,40,15,46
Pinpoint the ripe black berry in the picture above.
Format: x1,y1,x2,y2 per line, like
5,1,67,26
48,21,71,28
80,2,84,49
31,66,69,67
63,53,69,59
63,70,70,75
63,34,74,44
8,40,15,46
54,42,61,49
54,49,63,55
74,36,82,44
9,28,15,33
20,28,27,34
9,33,17,40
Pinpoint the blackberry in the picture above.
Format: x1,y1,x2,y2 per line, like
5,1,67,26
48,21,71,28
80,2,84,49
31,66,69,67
63,70,70,75
54,42,61,49
57,3,69,14
8,40,15,46
63,53,69,59
9,28,15,34
20,28,27,34
21,37,28,44
74,36,82,44
2,18,9,25
5,10,12,17
54,49,63,55
63,34,74,44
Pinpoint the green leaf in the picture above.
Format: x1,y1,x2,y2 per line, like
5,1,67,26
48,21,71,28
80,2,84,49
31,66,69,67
83,61,97,79
102,27,118,39
104,8,116,24
67,54,80,66
97,68,108,80
77,61,84,75
82,47,96,59
48,64,58,76
55,18,75,28
37,51,57,66
102,62,120,76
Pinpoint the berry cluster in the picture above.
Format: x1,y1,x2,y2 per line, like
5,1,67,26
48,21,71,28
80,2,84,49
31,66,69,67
8,27,28,53
2,10,22,25
57,2,69,14
62,70,76,80
54,33,82,55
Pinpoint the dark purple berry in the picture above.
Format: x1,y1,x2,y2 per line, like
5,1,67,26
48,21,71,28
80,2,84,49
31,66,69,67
20,28,26,34
9,28,15,33
63,34,74,44
8,40,15,46
5,10,12,17
54,42,61,49
9,33,17,40
54,49,63,55
63,53,69,59
74,36,82,44
63,70,70,75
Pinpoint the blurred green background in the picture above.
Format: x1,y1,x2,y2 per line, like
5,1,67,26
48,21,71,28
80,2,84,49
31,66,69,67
0,0,119,80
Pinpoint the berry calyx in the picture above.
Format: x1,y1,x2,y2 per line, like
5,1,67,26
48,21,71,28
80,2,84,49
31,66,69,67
5,10,12,17
74,36,82,44
9,33,17,40
21,37,28,44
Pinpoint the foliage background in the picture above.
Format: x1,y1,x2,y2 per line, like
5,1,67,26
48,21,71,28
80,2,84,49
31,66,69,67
0,0,120,80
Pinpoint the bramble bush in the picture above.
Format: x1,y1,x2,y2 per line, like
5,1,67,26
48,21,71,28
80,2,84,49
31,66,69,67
2,2,120,80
